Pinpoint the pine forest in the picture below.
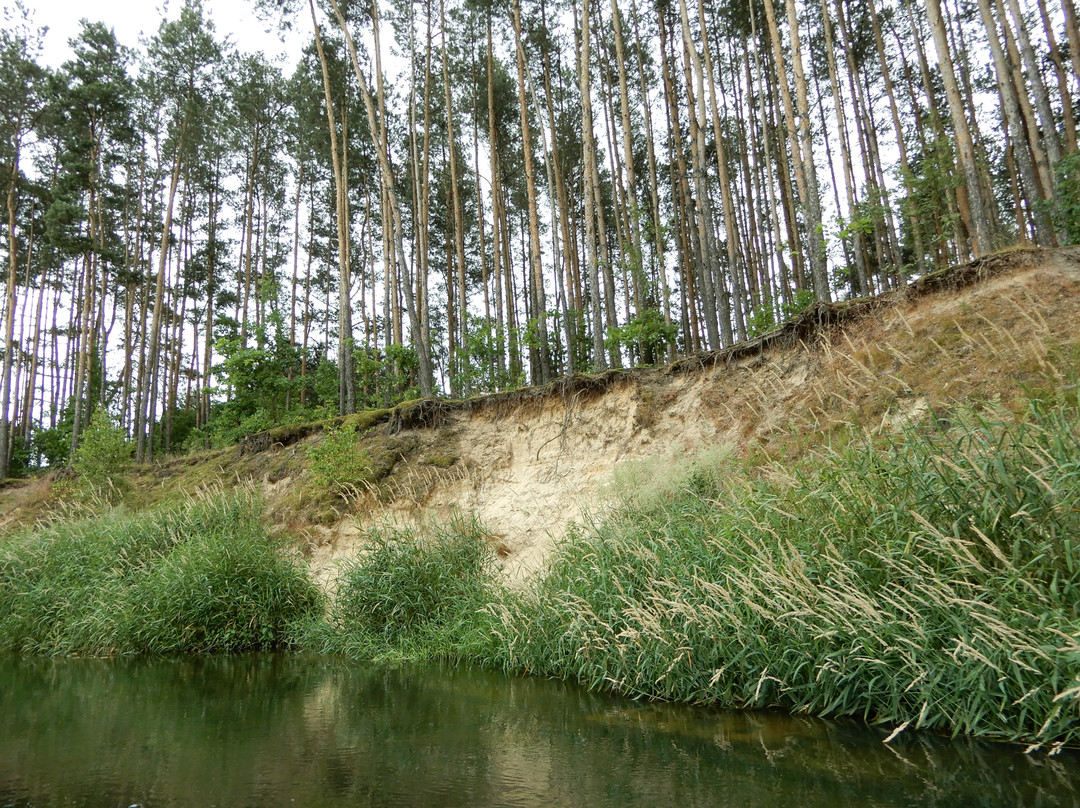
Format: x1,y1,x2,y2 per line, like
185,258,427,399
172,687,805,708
1,0,1079,475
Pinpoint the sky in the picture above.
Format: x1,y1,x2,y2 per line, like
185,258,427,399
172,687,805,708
23,0,302,69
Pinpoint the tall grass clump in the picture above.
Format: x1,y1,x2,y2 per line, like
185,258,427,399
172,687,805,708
315,517,498,659
0,492,322,655
491,395,1080,751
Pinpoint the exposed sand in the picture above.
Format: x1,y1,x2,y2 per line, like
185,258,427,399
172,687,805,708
303,248,1080,589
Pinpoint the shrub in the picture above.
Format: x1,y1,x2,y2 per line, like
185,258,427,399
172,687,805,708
68,409,131,501
307,422,372,497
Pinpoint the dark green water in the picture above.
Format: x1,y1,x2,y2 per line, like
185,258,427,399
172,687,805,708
0,655,1077,808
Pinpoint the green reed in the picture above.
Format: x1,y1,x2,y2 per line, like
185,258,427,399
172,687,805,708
0,491,322,655
312,516,498,660
485,396,1080,750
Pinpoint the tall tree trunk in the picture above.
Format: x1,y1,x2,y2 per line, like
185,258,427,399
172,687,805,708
511,0,552,383
1034,0,1077,152
926,0,994,256
136,112,187,463
309,0,356,412
782,0,829,301
441,0,470,393
697,0,746,339
610,0,645,322
328,0,434,397
761,0,816,297
1002,0,1061,171
0,139,20,477
1060,0,1080,107
578,0,607,369
629,0,674,360
820,0,869,296
677,0,724,348
487,18,507,382
539,32,577,374
976,0,1053,244
867,0,924,278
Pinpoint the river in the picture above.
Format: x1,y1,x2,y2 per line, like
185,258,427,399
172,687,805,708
0,654,1076,807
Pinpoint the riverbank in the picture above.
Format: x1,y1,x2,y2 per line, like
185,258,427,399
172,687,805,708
308,393,1079,752
1,247,1079,750
1,392,1078,750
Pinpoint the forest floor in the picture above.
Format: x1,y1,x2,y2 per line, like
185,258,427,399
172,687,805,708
3,246,1080,591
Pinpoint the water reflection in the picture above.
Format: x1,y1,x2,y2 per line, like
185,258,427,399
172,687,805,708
0,655,1076,808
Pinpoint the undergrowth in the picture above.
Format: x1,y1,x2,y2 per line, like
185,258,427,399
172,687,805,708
0,491,322,654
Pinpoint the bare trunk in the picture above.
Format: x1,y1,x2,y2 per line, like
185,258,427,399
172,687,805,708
511,0,552,383
329,0,434,397
578,0,607,369
926,0,993,255
976,0,1053,244
782,0,829,301
136,110,187,463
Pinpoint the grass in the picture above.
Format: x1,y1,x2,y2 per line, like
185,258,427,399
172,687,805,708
0,490,323,655
4,391,1078,750
307,516,497,660
476,394,1080,752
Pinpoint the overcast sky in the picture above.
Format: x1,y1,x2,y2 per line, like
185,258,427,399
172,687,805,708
23,0,301,69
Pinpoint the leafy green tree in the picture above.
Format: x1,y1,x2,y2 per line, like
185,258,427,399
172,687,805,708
69,408,131,501
51,21,136,455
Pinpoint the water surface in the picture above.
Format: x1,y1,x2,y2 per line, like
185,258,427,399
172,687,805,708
1,654,1076,807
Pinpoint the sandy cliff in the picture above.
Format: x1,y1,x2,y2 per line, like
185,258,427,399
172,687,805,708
300,247,1080,586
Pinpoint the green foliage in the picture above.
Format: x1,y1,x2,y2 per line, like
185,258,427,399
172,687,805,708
354,344,421,409
746,289,815,338
195,316,335,449
452,315,524,393
902,135,964,263
68,409,131,501
0,492,322,655
213,325,302,423
131,523,321,654
745,306,776,339
603,309,677,363
1052,150,1080,246
6,433,30,477
160,407,197,451
184,404,335,452
317,518,496,659
485,396,1080,750
782,288,816,319
29,406,74,469
306,422,372,497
